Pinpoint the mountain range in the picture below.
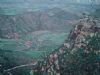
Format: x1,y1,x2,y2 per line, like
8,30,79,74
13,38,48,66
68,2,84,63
0,8,80,39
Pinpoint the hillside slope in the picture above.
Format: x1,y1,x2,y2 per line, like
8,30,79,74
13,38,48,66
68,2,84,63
2,17,100,75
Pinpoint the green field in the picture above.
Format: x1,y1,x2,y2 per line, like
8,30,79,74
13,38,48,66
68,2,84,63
0,32,67,60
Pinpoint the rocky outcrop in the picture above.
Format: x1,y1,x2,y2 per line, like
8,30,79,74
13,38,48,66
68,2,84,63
29,16,100,75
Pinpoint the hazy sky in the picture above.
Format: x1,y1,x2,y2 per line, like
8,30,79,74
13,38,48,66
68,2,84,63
0,0,99,15
0,0,99,4
0,0,98,3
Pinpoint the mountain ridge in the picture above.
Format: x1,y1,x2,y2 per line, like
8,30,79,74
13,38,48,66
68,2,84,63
0,8,79,39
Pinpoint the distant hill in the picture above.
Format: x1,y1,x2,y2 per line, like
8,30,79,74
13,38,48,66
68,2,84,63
0,8,80,39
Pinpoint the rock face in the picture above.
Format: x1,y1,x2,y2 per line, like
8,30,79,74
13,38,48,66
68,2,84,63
68,17,99,48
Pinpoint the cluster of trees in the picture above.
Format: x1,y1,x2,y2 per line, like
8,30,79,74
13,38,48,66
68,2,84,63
62,32,100,75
